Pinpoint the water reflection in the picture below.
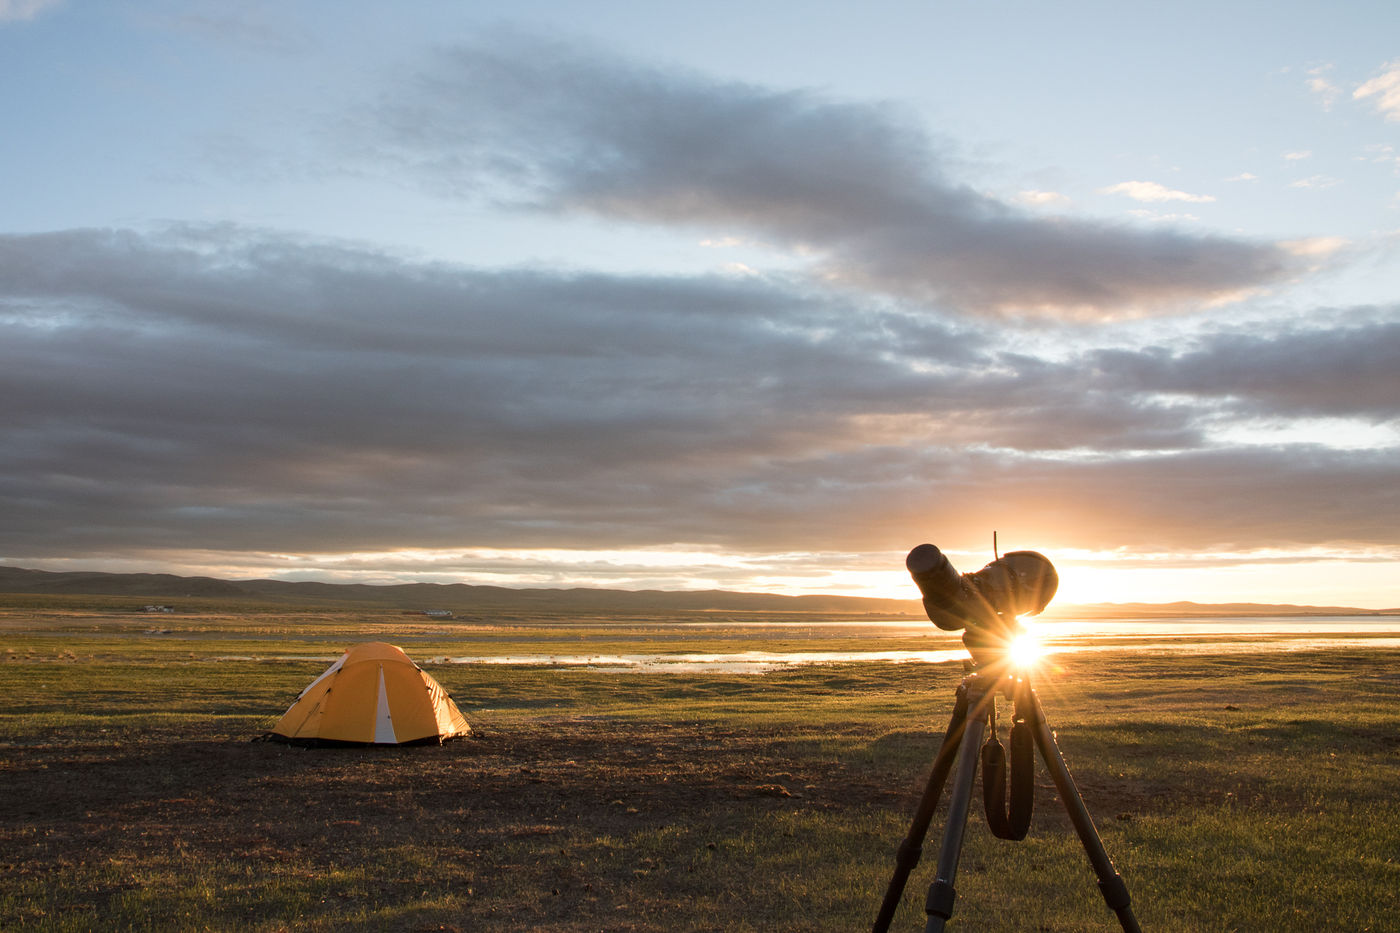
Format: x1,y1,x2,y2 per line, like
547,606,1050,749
181,615,1400,672
434,649,973,673
431,628,1400,673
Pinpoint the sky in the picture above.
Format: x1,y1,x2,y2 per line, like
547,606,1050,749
2,0,1397,608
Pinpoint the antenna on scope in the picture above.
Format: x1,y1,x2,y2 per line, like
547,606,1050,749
993,530,999,561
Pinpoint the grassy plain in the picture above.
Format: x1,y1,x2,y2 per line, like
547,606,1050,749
1,597,1398,931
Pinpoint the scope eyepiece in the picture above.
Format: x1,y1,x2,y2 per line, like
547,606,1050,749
906,543,978,632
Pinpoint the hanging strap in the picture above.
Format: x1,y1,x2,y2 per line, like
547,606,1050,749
982,698,1035,840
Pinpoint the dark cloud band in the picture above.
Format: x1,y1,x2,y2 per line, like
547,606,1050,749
1,228,1393,563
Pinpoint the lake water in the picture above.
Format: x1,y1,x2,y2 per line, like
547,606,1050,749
430,615,1400,673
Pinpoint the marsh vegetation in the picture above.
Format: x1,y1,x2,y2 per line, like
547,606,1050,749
1,599,1397,930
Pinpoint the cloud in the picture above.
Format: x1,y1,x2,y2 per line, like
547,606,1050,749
0,227,1394,568
1360,143,1399,171
1280,237,1349,258
167,7,310,55
1306,64,1341,110
995,446,1400,554
359,35,1294,320
0,226,974,556
1127,210,1201,224
1089,316,1400,422
1355,60,1400,121
1289,175,1341,189
1014,190,1071,207
0,0,60,22
1099,181,1216,204
1283,151,1313,161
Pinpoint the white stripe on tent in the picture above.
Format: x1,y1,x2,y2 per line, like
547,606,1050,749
373,665,397,744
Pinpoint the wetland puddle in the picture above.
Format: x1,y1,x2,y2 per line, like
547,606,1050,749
424,616,1400,671
427,634,1400,672
31,614,1400,672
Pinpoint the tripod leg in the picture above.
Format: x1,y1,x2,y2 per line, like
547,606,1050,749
922,682,996,933
872,688,968,933
1027,690,1143,933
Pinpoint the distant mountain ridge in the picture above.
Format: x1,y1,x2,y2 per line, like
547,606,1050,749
0,564,920,613
0,565,1393,616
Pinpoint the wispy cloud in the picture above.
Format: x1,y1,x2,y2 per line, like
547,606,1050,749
359,35,1293,320
1360,143,1399,171
0,0,61,22
1127,210,1201,224
1355,60,1400,121
1289,175,1341,189
1280,237,1349,257
1099,181,1217,204
1306,64,1341,110
1015,190,1071,207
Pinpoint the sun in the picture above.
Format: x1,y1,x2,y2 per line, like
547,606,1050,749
1007,630,1043,670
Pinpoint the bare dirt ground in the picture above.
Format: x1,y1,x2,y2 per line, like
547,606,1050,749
2,716,935,930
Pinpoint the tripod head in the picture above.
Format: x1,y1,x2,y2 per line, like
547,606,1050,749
906,543,1058,669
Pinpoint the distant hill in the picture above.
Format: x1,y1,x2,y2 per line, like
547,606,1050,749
0,566,252,599
0,565,922,614
0,565,1393,617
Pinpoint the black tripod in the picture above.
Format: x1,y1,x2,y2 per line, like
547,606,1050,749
872,669,1142,932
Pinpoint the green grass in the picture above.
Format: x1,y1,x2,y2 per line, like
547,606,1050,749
1,605,1398,930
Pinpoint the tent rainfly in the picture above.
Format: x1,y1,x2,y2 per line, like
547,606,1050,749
268,642,471,746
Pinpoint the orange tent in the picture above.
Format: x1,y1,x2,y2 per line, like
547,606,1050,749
269,642,471,746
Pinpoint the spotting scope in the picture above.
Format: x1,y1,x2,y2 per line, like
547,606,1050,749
906,543,1058,666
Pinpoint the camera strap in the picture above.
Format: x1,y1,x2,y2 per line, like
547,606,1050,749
981,695,1034,840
